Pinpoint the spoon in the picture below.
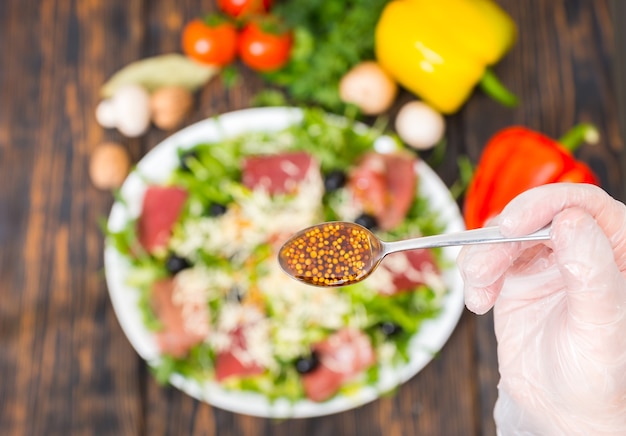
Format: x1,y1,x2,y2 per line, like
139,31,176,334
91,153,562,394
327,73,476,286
278,221,551,287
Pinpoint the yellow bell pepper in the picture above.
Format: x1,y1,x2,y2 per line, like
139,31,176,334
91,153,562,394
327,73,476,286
375,0,517,114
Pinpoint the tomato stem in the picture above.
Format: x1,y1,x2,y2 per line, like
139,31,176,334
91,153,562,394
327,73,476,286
558,123,600,152
204,13,233,27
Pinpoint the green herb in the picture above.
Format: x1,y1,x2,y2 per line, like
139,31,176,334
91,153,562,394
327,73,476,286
282,107,381,171
263,0,390,112
450,155,475,200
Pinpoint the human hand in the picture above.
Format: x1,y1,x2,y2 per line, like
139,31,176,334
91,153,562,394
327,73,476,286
458,183,626,434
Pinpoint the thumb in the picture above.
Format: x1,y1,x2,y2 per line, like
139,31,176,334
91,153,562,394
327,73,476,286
552,208,626,326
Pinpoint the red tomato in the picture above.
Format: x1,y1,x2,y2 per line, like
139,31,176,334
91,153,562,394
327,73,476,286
237,21,293,72
217,0,273,18
181,18,238,66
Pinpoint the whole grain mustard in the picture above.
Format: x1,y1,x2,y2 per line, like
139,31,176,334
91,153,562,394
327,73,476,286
279,222,381,287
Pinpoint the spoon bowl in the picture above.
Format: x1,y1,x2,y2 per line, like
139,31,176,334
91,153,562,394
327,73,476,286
278,221,551,287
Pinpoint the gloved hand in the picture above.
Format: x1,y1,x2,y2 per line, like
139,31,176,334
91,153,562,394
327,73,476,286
458,183,626,435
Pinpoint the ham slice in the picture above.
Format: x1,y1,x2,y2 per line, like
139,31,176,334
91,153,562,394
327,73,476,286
301,362,345,403
348,152,417,230
241,151,318,195
137,186,188,254
215,329,264,382
382,249,440,294
302,329,376,402
215,349,265,382
151,278,208,358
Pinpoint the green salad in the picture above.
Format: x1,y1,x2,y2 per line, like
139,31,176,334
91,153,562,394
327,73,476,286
107,108,448,404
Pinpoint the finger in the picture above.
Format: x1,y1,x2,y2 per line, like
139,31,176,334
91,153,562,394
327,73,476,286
458,242,520,314
498,183,626,240
458,243,517,287
463,276,506,315
551,208,626,325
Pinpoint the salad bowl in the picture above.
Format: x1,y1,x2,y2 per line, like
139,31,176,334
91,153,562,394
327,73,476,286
104,107,466,418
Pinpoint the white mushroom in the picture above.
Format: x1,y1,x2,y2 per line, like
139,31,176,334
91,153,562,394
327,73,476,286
338,61,398,115
111,84,151,137
150,86,194,130
95,84,152,137
89,142,131,190
394,100,446,150
95,100,117,128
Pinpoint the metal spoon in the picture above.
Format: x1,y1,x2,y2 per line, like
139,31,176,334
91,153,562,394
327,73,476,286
278,221,551,287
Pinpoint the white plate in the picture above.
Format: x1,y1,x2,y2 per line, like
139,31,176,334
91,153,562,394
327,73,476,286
104,107,466,418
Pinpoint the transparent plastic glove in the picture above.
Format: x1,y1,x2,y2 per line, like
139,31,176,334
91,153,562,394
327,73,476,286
458,183,626,435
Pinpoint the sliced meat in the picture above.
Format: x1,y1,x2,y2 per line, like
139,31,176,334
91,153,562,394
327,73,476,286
151,278,207,358
215,349,265,382
302,328,376,402
137,186,188,254
348,153,388,220
301,362,345,403
383,153,418,230
315,328,376,374
348,152,417,231
241,151,319,195
380,249,440,294
215,329,264,382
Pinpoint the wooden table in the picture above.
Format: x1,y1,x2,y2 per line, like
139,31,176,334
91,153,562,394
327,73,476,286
1,1,624,435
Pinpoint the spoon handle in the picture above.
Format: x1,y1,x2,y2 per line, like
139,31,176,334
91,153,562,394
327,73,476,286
384,225,551,254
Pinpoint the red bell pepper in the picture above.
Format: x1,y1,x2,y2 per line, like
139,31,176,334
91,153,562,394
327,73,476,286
463,124,600,229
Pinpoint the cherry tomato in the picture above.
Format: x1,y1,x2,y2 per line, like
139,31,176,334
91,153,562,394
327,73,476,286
217,0,273,18
237,21,293,72
181,18,238,66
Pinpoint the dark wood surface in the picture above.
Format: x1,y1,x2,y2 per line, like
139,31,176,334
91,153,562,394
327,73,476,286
0,1,623,435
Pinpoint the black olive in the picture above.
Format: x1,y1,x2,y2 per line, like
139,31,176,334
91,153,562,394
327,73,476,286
295,352,320,374
207,202,227,217
354,213,378,230
379,321,403,337
323,169,347,193
165,254,191,275
227,286,244,303
179,150,198,172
